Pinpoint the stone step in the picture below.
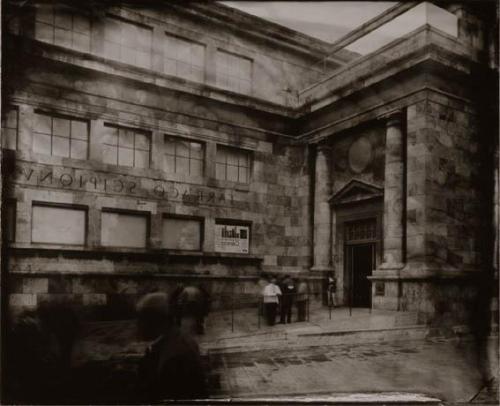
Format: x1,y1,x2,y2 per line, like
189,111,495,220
219,392,443,405
203,325,430,354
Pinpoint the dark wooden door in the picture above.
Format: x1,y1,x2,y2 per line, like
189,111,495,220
346,243,375,307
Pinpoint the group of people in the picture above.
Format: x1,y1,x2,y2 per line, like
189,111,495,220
5,284,211,404
6,276,318,402
261,275,308,326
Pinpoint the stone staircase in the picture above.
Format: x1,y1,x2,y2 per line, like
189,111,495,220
202,309,427,354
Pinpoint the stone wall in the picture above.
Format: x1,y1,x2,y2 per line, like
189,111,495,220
4,27,316,317
405,97,481,271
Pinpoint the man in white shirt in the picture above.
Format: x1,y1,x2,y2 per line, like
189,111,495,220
262,277,282,326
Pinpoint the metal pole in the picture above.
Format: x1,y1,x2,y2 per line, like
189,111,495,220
329,294,332,320
306,293,311,322
258,300,261,329
349,246,353,317
231,295,234,333
369,244,374,314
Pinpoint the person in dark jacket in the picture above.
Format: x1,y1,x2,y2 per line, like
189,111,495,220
279,275,296,324
136,292,207,401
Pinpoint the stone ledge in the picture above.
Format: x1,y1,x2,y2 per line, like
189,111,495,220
8,246,263,263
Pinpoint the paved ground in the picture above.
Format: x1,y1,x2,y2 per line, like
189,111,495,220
68,306,498,404
207,339,484,402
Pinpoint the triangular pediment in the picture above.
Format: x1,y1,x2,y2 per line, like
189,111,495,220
329,180,383,206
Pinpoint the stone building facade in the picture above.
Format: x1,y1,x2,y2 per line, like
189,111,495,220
2,1,498,327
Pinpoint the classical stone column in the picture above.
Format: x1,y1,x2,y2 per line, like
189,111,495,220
311,144,333,272
380,110,405,269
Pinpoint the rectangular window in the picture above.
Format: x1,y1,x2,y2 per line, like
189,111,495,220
216,50,252,94
164,136,204,176
35,3,91,53
32,204,87,245
101,211,148,248
2,107,18,150
102,124,150,168
162,217,202,250
214,222,250,254
102,15,152,69
216,145,250,183
163,34,205,82
5,200,16,242
33,112,89,159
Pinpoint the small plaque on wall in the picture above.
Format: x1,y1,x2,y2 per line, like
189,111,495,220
214,224,249,254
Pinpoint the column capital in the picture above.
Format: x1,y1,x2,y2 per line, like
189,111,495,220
378,109,404,126
316,143,332,153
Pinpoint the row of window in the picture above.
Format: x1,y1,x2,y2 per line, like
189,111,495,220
34,5,252,94
1,108,252,183
6,202,250,254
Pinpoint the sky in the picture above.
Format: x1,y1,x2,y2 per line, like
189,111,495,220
221,2,396,43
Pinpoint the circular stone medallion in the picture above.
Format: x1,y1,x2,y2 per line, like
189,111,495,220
348,137,373,173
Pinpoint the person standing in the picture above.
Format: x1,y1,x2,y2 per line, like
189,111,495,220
327,272,336,308
262,277,282,326
279,275,296,324
296,279,308,322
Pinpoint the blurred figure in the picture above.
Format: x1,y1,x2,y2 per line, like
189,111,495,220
327,272,336,307
172,284,211,335
4,303,79,404
38,301,79,370
262,277,282,326
136,292,207,401
279,275,296,324
296,278,308,322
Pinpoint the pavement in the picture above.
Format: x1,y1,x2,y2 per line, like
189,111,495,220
69,306,498,404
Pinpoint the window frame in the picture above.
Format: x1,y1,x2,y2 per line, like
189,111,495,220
215,144,252,184
215,49,253,95
100,208,150,249
31,201,88,246
164,135,205,177
34,2,92,53
163,32,206,83
32,110,90,160
102,13,153,69
161,214,204,251
102,123,151,169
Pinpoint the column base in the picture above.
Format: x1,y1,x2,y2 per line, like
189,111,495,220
310,266,334,274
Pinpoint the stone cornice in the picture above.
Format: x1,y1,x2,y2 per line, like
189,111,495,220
168,2,350,64
5,23,490,145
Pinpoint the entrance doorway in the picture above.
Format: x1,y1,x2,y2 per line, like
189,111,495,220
344,218,377,308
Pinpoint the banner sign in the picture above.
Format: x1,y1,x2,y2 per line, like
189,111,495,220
214,224,249,254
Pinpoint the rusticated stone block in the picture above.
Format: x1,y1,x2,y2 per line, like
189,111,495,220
9,293,37,307
83,293,107,306
22,277,49,294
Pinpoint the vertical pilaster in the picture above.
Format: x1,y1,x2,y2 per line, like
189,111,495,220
205,142,216,180
205,42,217,87
151,26,164,74
311,143,333,272
203,217,215,252
18,105,34,153
150,130,163,171
379,110,405,270
89,119,105,163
